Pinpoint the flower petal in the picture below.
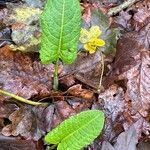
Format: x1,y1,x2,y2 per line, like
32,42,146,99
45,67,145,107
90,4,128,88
84,43,97,54
89,26,102,38
89,38,105,46
79,28,90,43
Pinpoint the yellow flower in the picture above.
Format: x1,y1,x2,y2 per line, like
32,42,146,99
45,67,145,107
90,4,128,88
79,26,105,54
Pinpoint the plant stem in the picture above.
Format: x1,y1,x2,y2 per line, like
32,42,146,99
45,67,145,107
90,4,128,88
97,52,104,93
53,61,59,90
0,89,46,106
49,144,57,150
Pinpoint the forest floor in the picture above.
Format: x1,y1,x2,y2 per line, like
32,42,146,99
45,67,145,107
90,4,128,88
0,0,149,149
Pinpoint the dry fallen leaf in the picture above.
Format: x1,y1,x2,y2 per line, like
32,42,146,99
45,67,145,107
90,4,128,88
0,46,54,100
122,50,150,117
133,0,150,31
67,84,94,100
52,101,76,127
98,85,125,142
2,105,54,141
102,125,138,150
64,51,102,89
105,23,150,138
0,135,44,150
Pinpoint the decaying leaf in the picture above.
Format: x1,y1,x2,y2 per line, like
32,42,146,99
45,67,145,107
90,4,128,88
2,105,54,141
0,46,54,100
111,24,150,76
0,102,18,118
67,84,94,100
115,10,132,29
98,85,125,143
122,50,150,117
133,0,150,31
106,23,150,138
64,50,102,89
0,135,44,150
52,101,76,127
114,0,150,31
102,126,138,150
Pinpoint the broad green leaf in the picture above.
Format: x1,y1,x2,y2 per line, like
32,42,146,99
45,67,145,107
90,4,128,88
45,110,105,150
40,0,81,64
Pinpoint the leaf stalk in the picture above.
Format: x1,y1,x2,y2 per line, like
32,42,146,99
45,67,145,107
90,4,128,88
0,89,46,106
53,61,59,90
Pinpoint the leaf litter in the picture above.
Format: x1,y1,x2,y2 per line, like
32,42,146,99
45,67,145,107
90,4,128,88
0,0,150,149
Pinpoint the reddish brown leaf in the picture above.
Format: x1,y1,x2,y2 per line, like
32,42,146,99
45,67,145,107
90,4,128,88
0,102,18,118
133,0,150,31
64,51,102,89
2,105,54,141
102,126,138,150
67,84,94,100
115,10,132,29
0,46,54,100
0,135,44,150
52,101,76,127
110,24,150,77
121,50,150,117
97,85,125,143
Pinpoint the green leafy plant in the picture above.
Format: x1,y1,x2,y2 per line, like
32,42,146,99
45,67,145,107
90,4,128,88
40,0,81,90
45,110,105,150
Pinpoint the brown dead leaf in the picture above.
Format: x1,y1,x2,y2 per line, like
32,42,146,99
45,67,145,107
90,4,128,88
102,125,138,150
67,84,94,100
112,32,141,75
121,50,150,117
52,100,89,128
114,0,150,31
0,46,54,100
81,1,100,24
52,101,76,127
0,102,18,118
110,24,150,77
115,10,132,29
132,0,150,31
59,74,76,90
97,85,125,143
106,23,150,138
0,135,44,150
64,51,102,89
2,105,54,141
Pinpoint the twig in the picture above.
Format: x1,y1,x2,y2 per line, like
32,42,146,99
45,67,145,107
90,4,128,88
0,89,47,106
108,0,141,16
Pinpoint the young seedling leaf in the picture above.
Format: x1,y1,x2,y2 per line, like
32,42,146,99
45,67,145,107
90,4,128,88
45,110,105,150
40,0,81,64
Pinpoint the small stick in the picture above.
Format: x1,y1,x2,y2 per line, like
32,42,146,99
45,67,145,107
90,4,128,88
0,89,47,106
108,0,141,16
